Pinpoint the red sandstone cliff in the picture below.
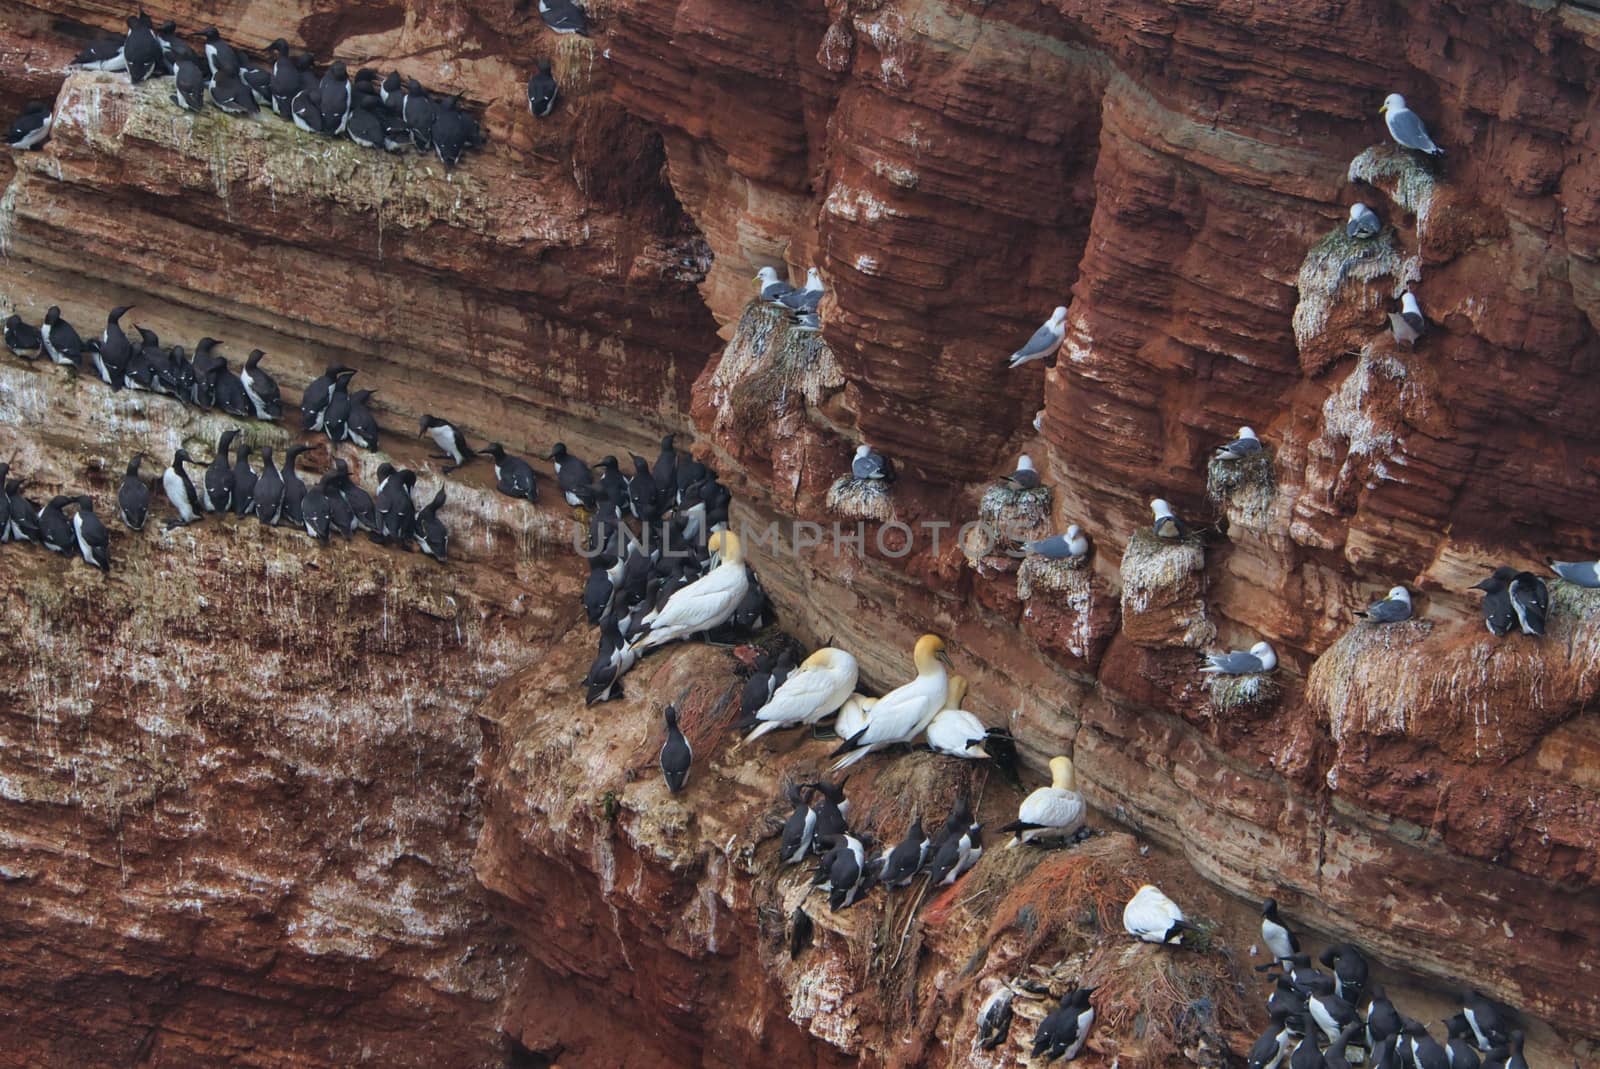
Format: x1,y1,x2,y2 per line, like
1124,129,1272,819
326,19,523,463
1,0,1598,1065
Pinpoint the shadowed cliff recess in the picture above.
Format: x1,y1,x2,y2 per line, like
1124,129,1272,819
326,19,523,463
1,0,1598,1067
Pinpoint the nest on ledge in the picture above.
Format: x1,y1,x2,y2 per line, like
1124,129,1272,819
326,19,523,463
1206,450,1275,529
1017,552,1092,601
1120,528,1205,612
1550,580,1600,621
1204,671,1282,715
826,476,894,523
980,483,1053,539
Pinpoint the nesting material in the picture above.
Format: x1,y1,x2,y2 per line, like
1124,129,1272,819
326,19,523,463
1119,528,1213,650
1348,146,1441,235
826,476,894,523
1017,552,1091,600
709,301,844,433
1291,224,1411,352
1206,450,1275,530
1204,671,1282,715
1549,580,1600,621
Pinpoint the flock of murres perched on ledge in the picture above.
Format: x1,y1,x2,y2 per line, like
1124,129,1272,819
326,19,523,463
0,7,1583,1067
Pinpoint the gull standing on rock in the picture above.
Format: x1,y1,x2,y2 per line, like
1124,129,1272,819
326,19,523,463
1007,306,1068,369
1004,454,1041,491
1216,426,1263,461
779,268,825,315
1001,755,1085,847
1356,586,1413,624
1347,202,1382,240
1381,94,1444,156
1389,292,1427,348
829,634,952,770
1202,641,1277,675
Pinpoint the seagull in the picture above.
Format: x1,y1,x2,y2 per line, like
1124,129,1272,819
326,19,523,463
1201,641,1277,675
1216,426,1263,461
1007,306,1068,369
755,266,794,303
778,268,824,313
1021,525,1089,561
1004,454,1041,491
1548,557,1600,588
851,444,894,482
1356,586,1413,624
1150,498,1186,539
1389,292,1427,348
1380,94,1444,156
1347,202,1382,240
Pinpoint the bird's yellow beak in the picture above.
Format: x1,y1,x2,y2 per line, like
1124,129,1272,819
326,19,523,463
1379,102,1389,114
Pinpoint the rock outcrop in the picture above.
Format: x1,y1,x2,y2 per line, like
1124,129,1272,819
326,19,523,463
2,0,1600,1065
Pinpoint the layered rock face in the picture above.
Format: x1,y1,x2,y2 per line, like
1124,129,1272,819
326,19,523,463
2,0,1600,1065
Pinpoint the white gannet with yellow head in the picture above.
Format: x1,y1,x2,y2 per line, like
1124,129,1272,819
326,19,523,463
740,647,860,744
629,530,749,653
924,675,990,760
1000,755,1085,847
829,634,951,771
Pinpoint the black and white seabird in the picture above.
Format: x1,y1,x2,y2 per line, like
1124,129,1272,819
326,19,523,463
652,434,678,508
539,0,591,35
415,486,448,560
1309,990,1361,1045
71,496,111,573
975,982,1016,1051
527,59,559,117
1444,1022,1481,1069
1347,202,1382,240
41,306,84,367
1259,897,1299,969
301,483,332,542
163,448,205,527
4,314,42,358
1356,585,1413,624
123,11,162,83
813,833,873,912
659,704,692,792
430,95,476,167
1470,567,1519,637
301,364,353,431
253,447,284,526
240,350,281,420
419,414,475,472
318,61,352,135
926,816,982,886
549,443,596,509
209,70,260,117
5,479,42,543
118,454,150,531
876,818,930,888
377,467,417,544
851,444,894,482
1247,1021,1296,1069
291,86,323,133
625,455,657,520
230,444,257,516
343,389,381,450
331,459,377,532
802,779,850,853
1150,498,1187,539
6,101,51,150
240,56,273,108
1462,991,1511,1052
267,40,301,118
92,305,134,390
402,79,437,151
779,784,819,864
172,59,207,112
1366,988,1403,1050
155,21,201,72
346,97,387,149
1507,571,1548,636
199,27,241,80
1030,987,1096,1063
1317,943,1368,1005
480,443,538,501
38,495,77,555
203,431,238,514
321,382,361,442
71,36,127,72
1389,292,1427,348
1403,1019,1451,1069
280,444,311,527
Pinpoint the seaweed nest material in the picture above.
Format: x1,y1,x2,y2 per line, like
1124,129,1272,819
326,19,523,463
1204,671,1282,715
1017,553,1092,601
1206,450,1275,530
826,476,894,523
